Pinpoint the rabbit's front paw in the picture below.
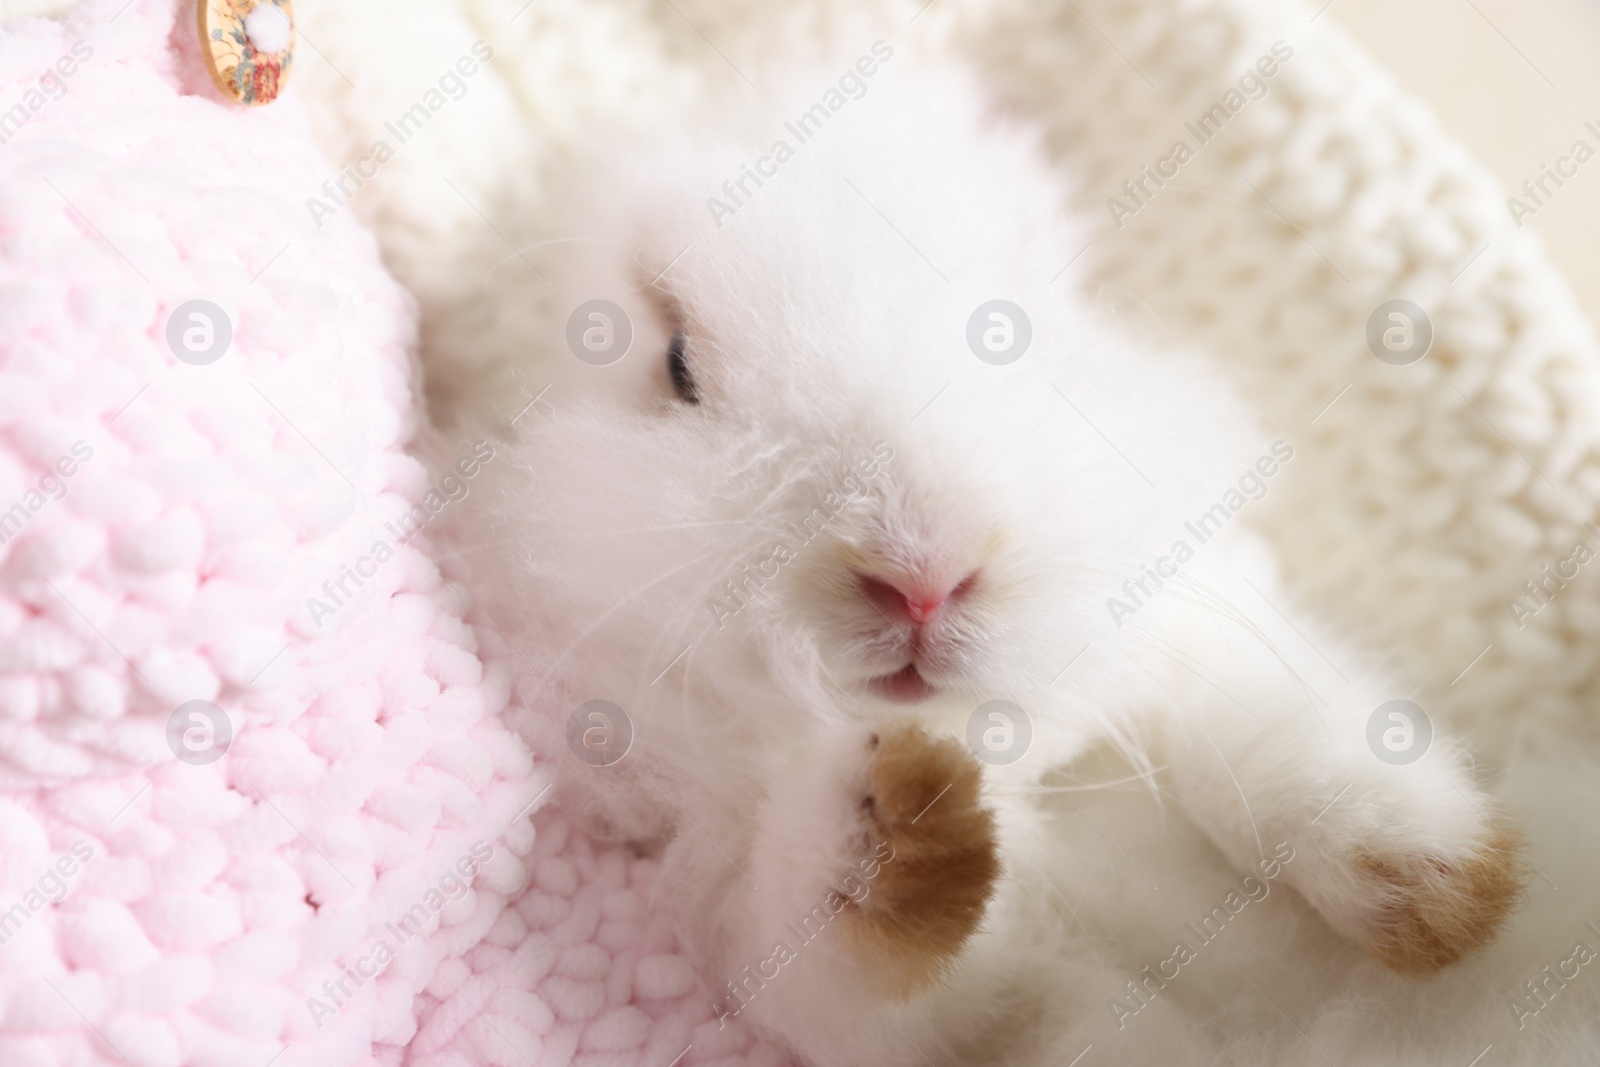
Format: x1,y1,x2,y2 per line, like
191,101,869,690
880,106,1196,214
844,722,999,999
1343,829,1525,973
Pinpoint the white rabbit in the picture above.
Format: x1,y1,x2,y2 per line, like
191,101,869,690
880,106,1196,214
463,51,1526,1067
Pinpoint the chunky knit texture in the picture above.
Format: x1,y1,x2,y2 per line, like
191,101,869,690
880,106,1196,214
5,0,1600,1063
944,0,1600,747
293,0,1600,752
0,2,772,1064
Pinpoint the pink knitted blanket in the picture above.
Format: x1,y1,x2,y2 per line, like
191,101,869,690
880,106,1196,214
0,2,780,1064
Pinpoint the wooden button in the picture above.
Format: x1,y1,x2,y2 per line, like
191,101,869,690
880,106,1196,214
197,0,295,106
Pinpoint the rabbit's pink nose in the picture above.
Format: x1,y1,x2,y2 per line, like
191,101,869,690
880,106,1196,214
855,572,978,624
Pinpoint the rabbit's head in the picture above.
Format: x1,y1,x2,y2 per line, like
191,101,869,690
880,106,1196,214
483,63,1257,747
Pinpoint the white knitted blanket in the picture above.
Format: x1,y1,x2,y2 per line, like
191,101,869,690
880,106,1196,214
288,0,1600,1062
6,0,1597,1062
294,0,1600,747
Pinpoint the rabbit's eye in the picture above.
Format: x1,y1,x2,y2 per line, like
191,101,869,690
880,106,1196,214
667,329,699,404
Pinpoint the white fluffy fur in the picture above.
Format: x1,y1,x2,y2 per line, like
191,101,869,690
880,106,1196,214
456,57,1599,1067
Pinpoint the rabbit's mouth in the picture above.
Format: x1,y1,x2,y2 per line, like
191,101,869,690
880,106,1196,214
868,663,939,704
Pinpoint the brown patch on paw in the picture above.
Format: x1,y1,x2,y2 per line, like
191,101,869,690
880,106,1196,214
1357,828,1527,974
843,722,999,999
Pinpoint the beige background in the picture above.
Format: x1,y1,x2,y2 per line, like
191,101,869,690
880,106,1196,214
1333,0,1600,325
5,0,1590,320
5,0,1588,319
